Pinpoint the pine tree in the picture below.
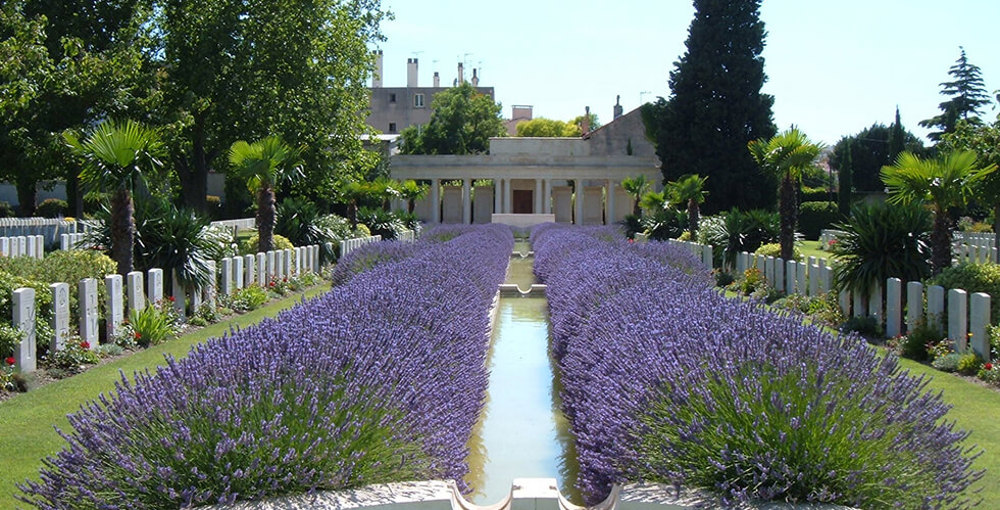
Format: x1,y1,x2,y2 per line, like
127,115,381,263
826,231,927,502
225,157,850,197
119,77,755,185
919,47,992,141
643,0,777,213
888,107,905,162
838,142,853,216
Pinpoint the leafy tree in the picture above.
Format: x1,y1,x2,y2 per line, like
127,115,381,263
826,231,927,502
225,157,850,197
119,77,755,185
639,190,667,215
939,121,1000,251
919,47,993,142
837,142,853,216
400,82,505,154
621,175,650,217
749,128,824,261
570,112,601,133
828,123,925,193
397,179,428,214
642,0,777,213
666,174,708,236
65,120,165,276
515,117,580,137
228,136,303,254
881,150,996,274
156,0,386,211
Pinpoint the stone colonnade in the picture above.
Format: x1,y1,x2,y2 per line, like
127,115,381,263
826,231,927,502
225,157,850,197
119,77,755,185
411,177,635,225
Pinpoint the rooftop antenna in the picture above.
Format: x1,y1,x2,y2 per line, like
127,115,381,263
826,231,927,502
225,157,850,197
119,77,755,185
639,91,652,104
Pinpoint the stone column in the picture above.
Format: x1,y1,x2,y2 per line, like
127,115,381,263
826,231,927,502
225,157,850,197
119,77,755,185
462,178,472,224
494,178,502,214
574,178,584,225
535,178,543,214
504,178,512,214
430,178,441,223
545,179,553,213
606,180,616,225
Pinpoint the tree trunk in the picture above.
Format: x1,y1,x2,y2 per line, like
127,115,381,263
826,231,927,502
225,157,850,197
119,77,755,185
687,198,700,237
110,187,134,276
779,175,797,261
633,197,641,217
66,169,83,218
930,210,952,275
257,186,276,253
408,198,415,214
176,115,210,213
16,178,37,217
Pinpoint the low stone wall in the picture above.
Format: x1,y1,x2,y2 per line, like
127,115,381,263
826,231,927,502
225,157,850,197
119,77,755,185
491,214,555,228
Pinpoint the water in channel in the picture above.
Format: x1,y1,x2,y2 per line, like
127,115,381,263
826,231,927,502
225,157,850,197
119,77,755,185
464,246,582,505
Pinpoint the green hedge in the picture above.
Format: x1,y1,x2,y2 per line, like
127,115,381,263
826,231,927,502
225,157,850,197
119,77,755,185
798,201,840,240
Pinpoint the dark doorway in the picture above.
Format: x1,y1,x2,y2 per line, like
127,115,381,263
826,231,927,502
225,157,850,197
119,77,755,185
513,190,534,213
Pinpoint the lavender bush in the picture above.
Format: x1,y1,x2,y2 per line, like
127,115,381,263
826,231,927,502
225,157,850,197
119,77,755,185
534,225,981,508
19,225,513,509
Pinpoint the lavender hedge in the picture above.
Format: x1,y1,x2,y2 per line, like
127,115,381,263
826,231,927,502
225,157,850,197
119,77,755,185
19,224,513,509
534,225,981,508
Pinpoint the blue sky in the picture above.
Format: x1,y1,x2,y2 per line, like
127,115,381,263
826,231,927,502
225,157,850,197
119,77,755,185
374,0,999,146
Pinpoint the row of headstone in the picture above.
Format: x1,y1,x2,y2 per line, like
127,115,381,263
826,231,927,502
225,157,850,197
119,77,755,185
666,239,714,269
0,235,44,259
953,242,999,264
954,231,997,244
0,218,77,243
339,235,382,258
59,233,97,251
735,251,835,297
10,267,166,374
397,230,416,243
209,218,256,231
217,245,321,296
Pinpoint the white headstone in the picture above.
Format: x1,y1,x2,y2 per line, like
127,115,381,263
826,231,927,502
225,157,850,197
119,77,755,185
221,258,233,296
970,292,991,360
78,278,99,348
171,269,186,318
233,255,244,290
839,289,851,316
267,251,277,279
764,256,774,285
785,259,796,295
147,268,163,305
885,278,902,339
105,274,124,340
797,262,807,296
49,282,70,353
868,283,883,328
906,281,924,333
33,235,43,258
852,290,864,318
295,247,303,276
257,253,267,286
948,289,968,350
809,263,820,297
205,260,217,306
60,233,69,251
774,258,784,293
0,237,8,256
25,236,35,258
17,236,26,256
285,249,294,276
126,271,145,313
927,285,945,333
244,254,255,286
13,287,36,373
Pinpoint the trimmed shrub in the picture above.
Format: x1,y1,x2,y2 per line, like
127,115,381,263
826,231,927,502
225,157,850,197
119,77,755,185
754,242,801,261
19,225,513,508
534,224,979,508
797,201,839,240
927,263,1000,325
239,233,293,255
36,198,69,218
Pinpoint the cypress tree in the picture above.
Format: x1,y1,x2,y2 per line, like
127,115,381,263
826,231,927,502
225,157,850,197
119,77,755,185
888,107,905,162
645,0,777,213
838,143,853,217
919,47,992,141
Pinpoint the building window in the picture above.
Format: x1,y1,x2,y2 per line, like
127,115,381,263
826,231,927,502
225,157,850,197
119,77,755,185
388,122,397,133
389,93,396,103
414,93,425,107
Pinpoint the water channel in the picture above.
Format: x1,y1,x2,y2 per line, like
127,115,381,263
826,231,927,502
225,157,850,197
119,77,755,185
463,240,582,505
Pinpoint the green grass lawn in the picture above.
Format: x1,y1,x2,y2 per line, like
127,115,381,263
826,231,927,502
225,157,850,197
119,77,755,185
0,284,329,509
797,239,832,262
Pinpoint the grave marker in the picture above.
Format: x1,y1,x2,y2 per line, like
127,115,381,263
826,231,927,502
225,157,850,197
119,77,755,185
50,282,70,353
105,274,124,339
13,288,36,372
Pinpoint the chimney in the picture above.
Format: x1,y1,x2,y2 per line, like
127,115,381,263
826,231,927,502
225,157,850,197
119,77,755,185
471,68,479,87
613,94,623,120
433,71,440,87
582,106,591,135
407,58,418,87
373,50,383,88
457,62,464,85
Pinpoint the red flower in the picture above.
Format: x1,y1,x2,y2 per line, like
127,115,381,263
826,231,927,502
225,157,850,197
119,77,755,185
168,295,176,302
283,277,288,283
4,356,14,366
80,341,90,349
986,363,994,371
134,332,142,339
269,281,275,287
627,239,634,243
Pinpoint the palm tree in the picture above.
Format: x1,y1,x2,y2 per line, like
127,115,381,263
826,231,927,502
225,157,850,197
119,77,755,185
398,179,428,214
621,175,650,217
65,120,164,276
666,174,709,237
228,136,303,253
748,128,823,261
881,150,995,274
639,190,666,215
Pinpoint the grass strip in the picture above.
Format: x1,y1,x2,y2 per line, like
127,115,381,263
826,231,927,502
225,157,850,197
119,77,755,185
0,285,329,509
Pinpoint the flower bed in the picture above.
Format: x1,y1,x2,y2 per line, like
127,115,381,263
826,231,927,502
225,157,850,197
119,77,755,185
534,225,981,508
19,224,512,509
